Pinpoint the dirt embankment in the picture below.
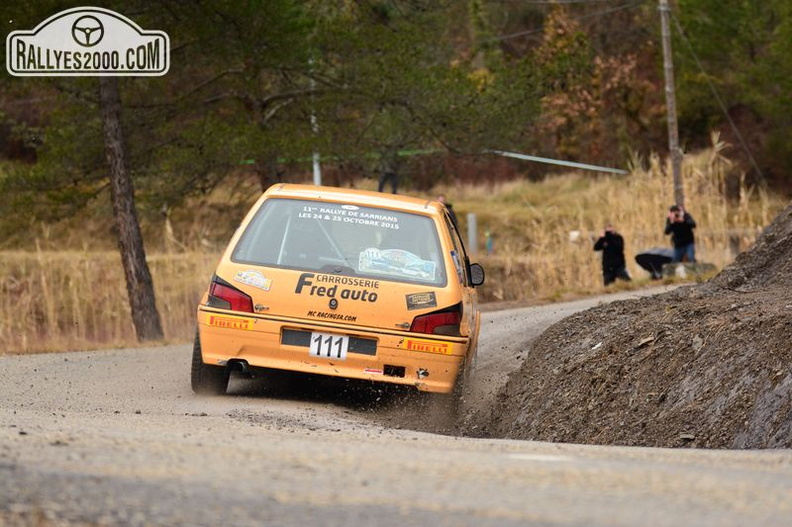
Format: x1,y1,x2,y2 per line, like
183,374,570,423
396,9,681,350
467,204,792,449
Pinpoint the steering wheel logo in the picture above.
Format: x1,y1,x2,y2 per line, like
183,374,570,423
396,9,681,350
71,15,104,47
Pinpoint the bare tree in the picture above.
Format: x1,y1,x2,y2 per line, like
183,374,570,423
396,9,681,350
99,77,164,341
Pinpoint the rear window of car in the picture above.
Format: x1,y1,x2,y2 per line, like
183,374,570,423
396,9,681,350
232,198,447,287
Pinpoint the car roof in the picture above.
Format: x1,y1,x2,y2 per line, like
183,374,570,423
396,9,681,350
263,184,443,215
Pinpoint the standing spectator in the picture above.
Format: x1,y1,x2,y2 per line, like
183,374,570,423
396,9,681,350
594,224,631,286
664,204,697,262
377,146,400,194
436,193,458,228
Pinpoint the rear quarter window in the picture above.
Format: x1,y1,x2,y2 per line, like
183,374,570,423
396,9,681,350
232,198,447,287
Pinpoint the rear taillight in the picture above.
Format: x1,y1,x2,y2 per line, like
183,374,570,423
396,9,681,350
410,307,462,336
207,280,254,313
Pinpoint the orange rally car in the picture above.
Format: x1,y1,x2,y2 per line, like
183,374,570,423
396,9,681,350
192,184,485,397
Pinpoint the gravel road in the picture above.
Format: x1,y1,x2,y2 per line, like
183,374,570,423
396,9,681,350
1,286,790,526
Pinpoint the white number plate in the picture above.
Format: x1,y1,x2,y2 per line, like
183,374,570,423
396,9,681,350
309,332,349,360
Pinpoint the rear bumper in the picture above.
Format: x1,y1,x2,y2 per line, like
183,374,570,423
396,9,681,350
197,308,469,393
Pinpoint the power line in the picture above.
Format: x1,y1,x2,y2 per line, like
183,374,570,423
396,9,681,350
487,149,628,174
492,1,646,42
496,0,635,4
671,13,765,184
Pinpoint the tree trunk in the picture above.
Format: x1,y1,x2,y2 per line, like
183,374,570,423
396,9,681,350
99,77,164,342
255,153,282,192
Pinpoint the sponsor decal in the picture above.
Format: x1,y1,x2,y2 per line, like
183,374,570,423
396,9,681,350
208,315,252,331
234,269,272,291
364,368,384,375
297,205,400,230
306,310,357,323
6,7,169,77
359,248,437,282
402,338,451,355
314,273,380,289
295,273,378,303
406,291,437,311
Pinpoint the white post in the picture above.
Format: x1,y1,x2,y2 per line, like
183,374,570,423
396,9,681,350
310,98,321,186
312,149,321,186
467,212,478,254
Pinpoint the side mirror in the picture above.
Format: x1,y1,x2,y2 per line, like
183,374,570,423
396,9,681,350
469,263,485,287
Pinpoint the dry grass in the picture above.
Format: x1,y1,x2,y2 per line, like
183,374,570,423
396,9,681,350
0,249,219,354
443,139,783,302
0,142,786,354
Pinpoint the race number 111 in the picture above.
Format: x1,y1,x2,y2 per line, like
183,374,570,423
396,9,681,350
309,332,349,360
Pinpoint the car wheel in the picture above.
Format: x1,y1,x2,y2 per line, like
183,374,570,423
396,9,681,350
190,331,229,395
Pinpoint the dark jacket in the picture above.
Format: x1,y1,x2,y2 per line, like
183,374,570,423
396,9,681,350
664,212,696,248
444,203,459,229
593,231,626,269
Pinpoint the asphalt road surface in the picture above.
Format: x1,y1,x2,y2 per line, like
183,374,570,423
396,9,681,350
2,287,791,526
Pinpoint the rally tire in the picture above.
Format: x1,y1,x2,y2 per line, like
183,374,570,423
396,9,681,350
190,331,230,395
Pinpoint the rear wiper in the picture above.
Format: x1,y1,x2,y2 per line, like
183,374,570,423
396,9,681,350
318,264,357,276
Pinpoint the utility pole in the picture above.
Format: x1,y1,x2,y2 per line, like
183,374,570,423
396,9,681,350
659,0,684,207
311,119,321,186
309,58,322,186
